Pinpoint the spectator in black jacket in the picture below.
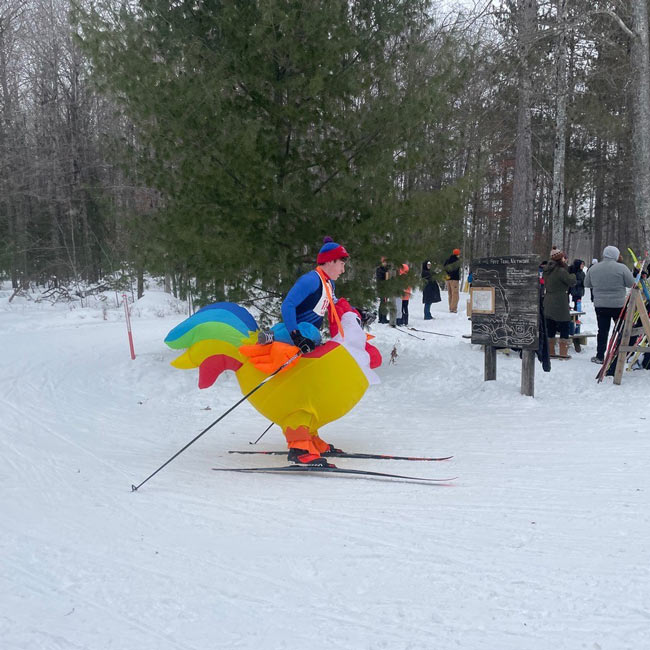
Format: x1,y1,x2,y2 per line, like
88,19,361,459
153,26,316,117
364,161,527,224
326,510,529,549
375,259,390,323
421,261,441,320
568,259,585,310
443,248,461,313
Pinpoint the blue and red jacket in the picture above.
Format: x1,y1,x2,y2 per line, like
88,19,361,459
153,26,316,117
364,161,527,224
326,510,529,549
282,269,336,333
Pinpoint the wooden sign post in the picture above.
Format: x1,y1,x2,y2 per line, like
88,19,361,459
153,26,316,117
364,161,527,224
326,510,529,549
470,255,540,396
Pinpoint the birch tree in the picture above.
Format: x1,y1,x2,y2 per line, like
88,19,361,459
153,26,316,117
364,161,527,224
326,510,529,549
550,0,568,249
630,0,650,253
509,0,537,254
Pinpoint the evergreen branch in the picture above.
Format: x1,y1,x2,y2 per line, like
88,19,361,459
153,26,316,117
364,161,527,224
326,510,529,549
209,152,246,189
239,280,283,298
312,130,382,195
237,81,275,119
236,294,281,321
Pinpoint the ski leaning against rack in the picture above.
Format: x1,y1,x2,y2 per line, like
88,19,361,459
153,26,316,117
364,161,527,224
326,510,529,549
213,463,456,483
228,450,453,461
597,301,628,381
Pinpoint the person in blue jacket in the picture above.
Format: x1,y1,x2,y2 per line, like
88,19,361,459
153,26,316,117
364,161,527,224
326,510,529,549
280,237,349,352
258,237,372,352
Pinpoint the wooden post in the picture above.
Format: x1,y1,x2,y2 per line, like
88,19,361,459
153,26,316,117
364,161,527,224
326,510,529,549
484,345,497,381
122,293,136,360
521,349,535,396
634,290,650,338
613,305,635,385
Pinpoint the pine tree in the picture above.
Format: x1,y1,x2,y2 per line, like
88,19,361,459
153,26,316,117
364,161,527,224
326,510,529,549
74,0,464,308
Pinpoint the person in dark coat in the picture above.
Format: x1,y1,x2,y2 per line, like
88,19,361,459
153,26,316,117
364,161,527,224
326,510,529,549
443,248,461,313
543,248,576,358
375,259,390,323
568,259,585,310
421,261,441,320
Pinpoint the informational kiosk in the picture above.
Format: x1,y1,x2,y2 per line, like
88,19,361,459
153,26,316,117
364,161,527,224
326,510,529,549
470,255,540,396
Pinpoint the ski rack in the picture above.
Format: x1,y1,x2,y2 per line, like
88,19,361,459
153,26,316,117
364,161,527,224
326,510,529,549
611,285,650,385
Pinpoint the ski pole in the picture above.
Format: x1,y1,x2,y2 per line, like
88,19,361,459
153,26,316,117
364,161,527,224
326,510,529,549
394,326,425,340
407,327,454,338
131,351,301,491
249,422,274,445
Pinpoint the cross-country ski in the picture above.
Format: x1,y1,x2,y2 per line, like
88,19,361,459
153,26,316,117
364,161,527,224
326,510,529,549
228,449,453,461
213,464,456,483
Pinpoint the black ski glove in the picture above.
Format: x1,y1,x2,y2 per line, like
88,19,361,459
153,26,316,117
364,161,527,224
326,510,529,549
290,330,316,354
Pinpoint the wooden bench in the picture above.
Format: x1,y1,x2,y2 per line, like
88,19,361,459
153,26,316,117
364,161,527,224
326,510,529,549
568,332,596,352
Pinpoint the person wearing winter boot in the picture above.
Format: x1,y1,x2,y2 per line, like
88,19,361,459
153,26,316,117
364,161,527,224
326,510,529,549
443,248,462,313
543,248,576,359
421,260,441,320
584,245,635,364
258,237,373,466
568,259,586,311
375,258,391,323
396,263,412,326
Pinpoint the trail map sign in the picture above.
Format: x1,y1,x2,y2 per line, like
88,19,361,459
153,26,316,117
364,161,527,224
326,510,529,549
470,255,539,349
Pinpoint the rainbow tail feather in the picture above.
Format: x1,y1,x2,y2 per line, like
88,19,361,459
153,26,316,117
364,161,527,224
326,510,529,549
165,302,259,388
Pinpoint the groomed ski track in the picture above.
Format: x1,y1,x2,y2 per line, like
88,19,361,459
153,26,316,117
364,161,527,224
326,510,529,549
2,287,650,650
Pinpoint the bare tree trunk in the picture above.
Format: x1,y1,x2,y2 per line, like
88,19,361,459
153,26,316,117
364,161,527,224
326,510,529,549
551,0,568,249
510,0,537,254
593,139,605,259
137,266,144,300
605,3,650,253
630,0,650,253
532,173,546,254
0,2,25,287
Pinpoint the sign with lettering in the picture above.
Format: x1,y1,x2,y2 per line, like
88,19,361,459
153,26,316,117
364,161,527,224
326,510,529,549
470,255,540,349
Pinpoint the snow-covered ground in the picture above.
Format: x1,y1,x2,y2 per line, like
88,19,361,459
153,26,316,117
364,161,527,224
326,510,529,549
2,283,649,650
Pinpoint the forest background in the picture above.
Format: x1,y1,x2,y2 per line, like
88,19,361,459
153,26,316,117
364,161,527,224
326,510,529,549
2,0,650,313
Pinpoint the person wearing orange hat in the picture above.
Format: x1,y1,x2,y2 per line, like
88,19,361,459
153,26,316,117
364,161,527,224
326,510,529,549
396,263,412,326
443,248,462,313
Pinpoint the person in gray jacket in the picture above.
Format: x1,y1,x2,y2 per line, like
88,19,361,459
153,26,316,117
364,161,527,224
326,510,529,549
584,245,635,363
